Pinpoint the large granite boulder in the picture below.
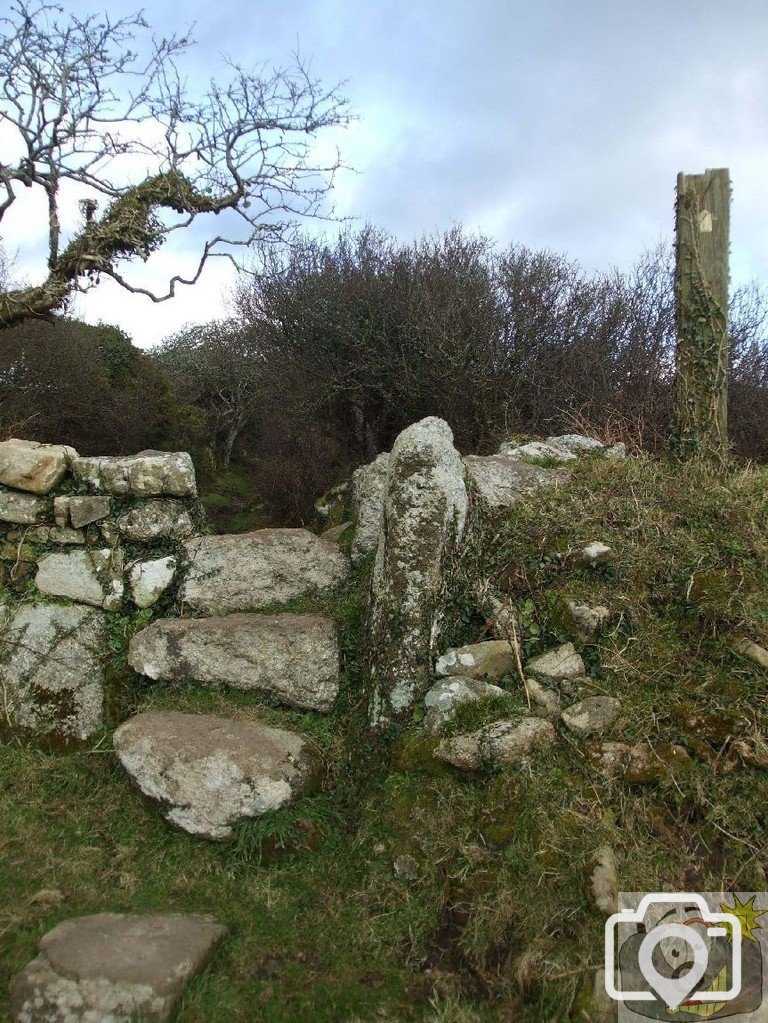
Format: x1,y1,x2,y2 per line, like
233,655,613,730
128,613,339,712
10,913,226,1023
35,548,124,610
463,453,565,510
72,450,197,497
369,417,468,726
0,488,47,524
114,712,322,839
179,529,348,615
350,451,390,563
116,500,194,542
0,439,76,495
0,602,107,742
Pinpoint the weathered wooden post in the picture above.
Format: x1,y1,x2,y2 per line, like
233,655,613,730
674,167,731,461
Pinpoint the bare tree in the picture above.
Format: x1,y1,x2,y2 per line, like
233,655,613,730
0,1,349,328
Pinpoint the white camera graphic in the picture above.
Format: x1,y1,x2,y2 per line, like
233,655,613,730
605,893,743,1011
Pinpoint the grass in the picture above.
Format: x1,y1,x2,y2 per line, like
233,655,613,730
2,453,768,1020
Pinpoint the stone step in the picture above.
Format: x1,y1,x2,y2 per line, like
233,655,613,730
180,528,349,614
113,711,322,839
128,612,340,712
10,912,226,1022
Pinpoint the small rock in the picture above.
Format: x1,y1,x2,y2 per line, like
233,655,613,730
35,547,124,610
12,526,84,545
114,712,321,839
10,912,226,1023
526,677,562,717
423,676,506,733
578,542,614,567
393,855,420,881
546,434,605,456
566,600,611,637
72,450,197,497
435,717,556,770
562,696,622,737
499,439,578,463
0,488,47,525
589,845,618,915
55,495,112,529
526,642,585,683
128,556,177,608
606,442,627,459
0,438,76,495
593,741,692,784
435,639,517,682
732,637,768,670
731,738,768,770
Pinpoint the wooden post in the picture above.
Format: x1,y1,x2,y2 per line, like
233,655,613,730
674,168,731,461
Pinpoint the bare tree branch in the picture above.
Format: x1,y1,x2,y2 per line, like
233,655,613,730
0,1,350,327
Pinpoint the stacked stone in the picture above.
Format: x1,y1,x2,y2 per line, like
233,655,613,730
0,438,353,845
0,440,199,746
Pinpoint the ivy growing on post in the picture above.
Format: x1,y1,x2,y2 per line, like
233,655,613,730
673,168,731,463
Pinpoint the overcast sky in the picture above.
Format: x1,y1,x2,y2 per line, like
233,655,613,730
3,0,767,347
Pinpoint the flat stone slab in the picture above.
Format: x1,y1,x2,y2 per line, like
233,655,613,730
180,528,349,614
128,613,340,711
72,450,197,497
36,548,124,610
114,712,322,839
463,454,565,509
0,439,76,495
0,488,47,524
0,603,107,743
10,912,226,1022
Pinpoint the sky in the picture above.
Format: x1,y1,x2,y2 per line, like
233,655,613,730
2,0,767,348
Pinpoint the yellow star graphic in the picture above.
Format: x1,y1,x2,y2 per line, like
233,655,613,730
719,895,766,943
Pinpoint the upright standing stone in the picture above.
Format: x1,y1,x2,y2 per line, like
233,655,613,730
369,417,468,726
0,602,107,742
